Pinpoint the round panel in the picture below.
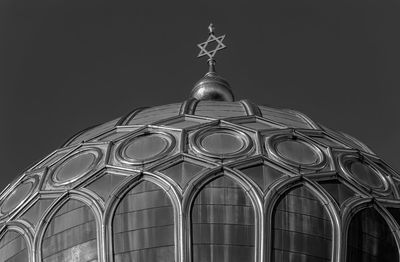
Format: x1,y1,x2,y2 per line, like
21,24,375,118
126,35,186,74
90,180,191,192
341,156,386,191
268,135,325,169
53,150,100,185
191,127,253,159
1,181,34,214
118,132,175,164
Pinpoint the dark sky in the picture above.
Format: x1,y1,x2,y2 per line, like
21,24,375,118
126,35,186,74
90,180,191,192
1,0,399,191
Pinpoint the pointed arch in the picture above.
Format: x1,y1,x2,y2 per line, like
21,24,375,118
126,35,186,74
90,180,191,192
342,199,400,262
183,167,262,262
264,177,341,262
34,190,103,262
103,172,181,262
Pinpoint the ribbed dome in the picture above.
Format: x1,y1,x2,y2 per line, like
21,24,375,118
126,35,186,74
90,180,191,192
0,99,399,262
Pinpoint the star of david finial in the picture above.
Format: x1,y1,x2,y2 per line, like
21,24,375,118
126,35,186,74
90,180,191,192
197,23,227,62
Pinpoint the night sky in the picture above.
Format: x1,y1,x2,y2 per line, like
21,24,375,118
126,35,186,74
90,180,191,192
1,0,399,191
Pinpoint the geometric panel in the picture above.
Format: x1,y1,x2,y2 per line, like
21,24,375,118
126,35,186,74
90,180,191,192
192,176,255,262
113,181,174,262
21,198,55,228
347,208,398,262
160,161,205,189
240,164,285,190
0,230,28,262
85,173,127,201
318,180,356,206
42,200,98,262
272,186,332,262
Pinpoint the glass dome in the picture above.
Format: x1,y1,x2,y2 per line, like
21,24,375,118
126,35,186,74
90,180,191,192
1,99,400,262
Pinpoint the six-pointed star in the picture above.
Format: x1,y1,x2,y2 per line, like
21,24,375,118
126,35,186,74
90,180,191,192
197,34,226,59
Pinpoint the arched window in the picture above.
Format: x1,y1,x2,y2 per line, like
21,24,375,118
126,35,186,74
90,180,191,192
272,186,332,261
0,230,28,262
112,181,175,262
347,207,398,262
192,176,255,262
41,199,98,262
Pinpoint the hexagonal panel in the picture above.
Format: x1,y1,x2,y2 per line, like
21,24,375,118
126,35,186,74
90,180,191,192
43,144,109,190
108,127,182,169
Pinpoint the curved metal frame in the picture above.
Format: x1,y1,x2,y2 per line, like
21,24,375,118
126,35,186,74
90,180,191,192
0,222,34,262
182,167,263,262
103,171,182,262
190,126,254,160
34,190,104,262
264,177,341,262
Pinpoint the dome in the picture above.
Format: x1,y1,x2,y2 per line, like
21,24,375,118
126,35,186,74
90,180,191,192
1,99,400,262
1,26,400,262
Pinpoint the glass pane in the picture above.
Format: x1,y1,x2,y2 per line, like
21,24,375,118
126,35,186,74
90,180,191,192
166,120,203,129
98,131,130,142
113,181,174,262
1,182,33,214
201,132,244,155
161,161,204,188
195,101,247,118
86,174,126,201
259,106,312,129
192,176,255,262
347,208,398,262
42,200,98,262
21,198,54,227
318,180,355,206
241,121,281,131
275,140,320,165
240,164,285,190
311,136,345,148
54,152,97,183
348,161,384,189
0,231,28,262
272,187,332,262
124,134,169,161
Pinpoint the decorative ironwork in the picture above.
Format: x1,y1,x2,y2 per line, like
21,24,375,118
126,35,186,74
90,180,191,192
197,23,226,61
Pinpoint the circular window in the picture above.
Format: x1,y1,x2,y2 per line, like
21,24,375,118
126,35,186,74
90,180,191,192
118,132,175,164
191,127,253,158
53,150,99,184
268,135,325,169
342,156,386,190
1,181,34,214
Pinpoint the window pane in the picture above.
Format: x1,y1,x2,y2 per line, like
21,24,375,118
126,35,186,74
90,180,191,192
240,164,285,190
0,231,28,262
113,181,175,262
21,198,54,227
318,180,355,206
275,140,320,166
347,208,398,262
42,200,98,262
86,174,126,201
161,161,204,188
192,176,255,262
272,187,332,262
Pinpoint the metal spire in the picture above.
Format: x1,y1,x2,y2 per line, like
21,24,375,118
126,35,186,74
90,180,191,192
197,23,227,73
